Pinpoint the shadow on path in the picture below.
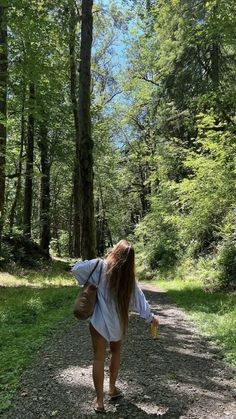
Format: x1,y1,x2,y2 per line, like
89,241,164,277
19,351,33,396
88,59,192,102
2,284,236,418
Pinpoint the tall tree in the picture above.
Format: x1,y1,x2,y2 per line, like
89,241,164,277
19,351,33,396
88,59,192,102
23,82,35,238
38,116,51,257
0,4,7,251
68,0,80,257
9,82,26,233
79,0,96,259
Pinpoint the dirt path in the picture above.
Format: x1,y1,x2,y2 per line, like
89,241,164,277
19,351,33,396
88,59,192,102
2,284,236,419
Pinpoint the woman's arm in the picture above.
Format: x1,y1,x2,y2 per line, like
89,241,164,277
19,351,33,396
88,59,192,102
132,282,156,323
70,258,100,286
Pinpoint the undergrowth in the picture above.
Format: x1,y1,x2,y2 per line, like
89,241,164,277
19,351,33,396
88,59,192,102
0,260,78,412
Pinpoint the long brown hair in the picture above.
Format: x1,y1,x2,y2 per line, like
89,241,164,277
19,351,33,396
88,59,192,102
106,240,135,336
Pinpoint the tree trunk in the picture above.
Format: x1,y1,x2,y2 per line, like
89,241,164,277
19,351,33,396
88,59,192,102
68,187,74,257
139,165,151,217
69,0,81,257
98,181,113,251
54,226,61,257
38,120,51,257
210,5,220,88
23,83,35,238
51,173,61,257
146,0,151,10
79,0,96,260
9,84,26,233
211,41,220,88
0,5,7,251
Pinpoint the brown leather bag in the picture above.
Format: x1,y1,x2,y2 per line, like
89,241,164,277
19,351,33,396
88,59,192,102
73,260,102,320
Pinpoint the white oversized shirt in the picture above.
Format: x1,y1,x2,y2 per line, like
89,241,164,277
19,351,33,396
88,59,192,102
70,258,154,342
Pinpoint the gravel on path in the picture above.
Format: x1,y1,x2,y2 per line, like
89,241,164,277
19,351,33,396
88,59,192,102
2,283,236,419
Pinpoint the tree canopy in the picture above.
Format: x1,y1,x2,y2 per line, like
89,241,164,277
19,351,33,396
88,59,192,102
0,0,236,289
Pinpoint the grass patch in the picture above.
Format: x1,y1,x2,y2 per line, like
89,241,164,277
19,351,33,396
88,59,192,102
152,277,236,366
0,260,78,413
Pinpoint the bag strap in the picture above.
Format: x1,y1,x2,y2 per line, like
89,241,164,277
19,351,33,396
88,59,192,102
84,259,100,286
97,261,103,286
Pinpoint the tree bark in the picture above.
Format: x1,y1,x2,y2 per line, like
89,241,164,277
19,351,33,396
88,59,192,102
23,83,35,238
98,181,113,251
210,4,220,88
146,0,151,10
51,172,61,257
139,164,151,217
79,0,96,260
9,84,26,233
96,197,104,256
69,0,80,257
38,120,51,258
210,41,220,88
68,186,74,257
0,5,7,251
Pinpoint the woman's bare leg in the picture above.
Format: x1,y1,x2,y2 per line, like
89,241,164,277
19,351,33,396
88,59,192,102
89,323,107,409
109,340,122,394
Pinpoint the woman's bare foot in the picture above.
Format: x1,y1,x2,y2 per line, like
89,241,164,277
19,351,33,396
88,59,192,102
93,399,105,413
109,386,123,399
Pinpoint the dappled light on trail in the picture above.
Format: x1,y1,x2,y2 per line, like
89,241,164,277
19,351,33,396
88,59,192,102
56,366,94,389
3,284,236,418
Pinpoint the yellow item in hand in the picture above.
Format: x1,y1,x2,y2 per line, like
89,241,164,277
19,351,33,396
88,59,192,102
150,322,158,339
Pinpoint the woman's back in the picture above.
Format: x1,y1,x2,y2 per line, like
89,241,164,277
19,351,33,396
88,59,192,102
70,240,159,413
71,256,155,341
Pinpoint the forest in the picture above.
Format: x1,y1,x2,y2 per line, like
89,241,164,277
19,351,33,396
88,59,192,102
0,0,236,414
0,0,236,287
0,0,236,291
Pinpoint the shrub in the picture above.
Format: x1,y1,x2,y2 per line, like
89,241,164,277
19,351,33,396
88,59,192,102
217,241,236,289
149,240,178,270
0,234,50,268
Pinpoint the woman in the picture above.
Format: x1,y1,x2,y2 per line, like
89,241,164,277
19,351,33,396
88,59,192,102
71,240,159,413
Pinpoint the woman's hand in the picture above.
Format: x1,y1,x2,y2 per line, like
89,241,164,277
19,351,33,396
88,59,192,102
151,315,159,326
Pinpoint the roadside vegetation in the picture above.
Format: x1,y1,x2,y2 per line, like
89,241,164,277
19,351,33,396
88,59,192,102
0,260,77,412
138,259,236,367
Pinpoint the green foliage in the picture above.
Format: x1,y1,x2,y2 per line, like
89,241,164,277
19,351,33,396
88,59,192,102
135,190,180,270
50,231,70,256
0,261,77,413
153,276,236,366
2,0,236,289
0,234,49,269
122,0,236,290
216,241,236,289
1,2,236,412
174,112,236,256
